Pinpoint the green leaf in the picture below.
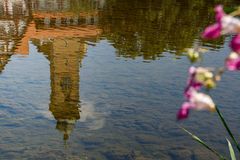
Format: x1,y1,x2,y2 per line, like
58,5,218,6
224,7,236,14
180,126,226,160
216,106,240,152
227,139,236,160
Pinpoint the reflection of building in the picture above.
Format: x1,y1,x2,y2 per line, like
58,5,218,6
46,38,86,140
0,0,103,139
0,0,29,47
31,0,103,27
0,0,105,55
32,36,97,140
27,0,103,140
0,54,11,73
0,0,30,72
0,0,28,17
15,0,103,54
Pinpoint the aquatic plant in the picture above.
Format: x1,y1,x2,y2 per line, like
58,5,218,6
177,5,240,159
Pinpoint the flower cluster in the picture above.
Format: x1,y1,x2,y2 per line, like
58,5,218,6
178,67,216,120
202,5,240,71
178,5,240,120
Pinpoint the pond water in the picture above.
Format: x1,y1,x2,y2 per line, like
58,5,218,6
0,0,240,159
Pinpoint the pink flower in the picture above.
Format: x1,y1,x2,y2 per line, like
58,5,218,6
201,5,225,39
202,23,221,39
178,92,216,120
221,16,240,34
177,102,192,120
184,67,215,98
214,5,225,22
184,67,202,98
186,67,202,88
189,91,215,112
225,52,240,71
184,86,198,99
230,34,240,54
202,5,240,39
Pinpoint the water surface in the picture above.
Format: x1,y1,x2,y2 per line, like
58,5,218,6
0,0,240,159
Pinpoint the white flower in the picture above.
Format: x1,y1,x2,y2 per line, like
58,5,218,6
221,15,240,34
189,91,216,112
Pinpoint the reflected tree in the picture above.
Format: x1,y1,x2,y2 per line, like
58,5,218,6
99,0,238,60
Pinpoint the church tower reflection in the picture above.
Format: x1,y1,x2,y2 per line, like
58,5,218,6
48,38,86,140
33,37,98,141
0,0,103,139
32,37,89,140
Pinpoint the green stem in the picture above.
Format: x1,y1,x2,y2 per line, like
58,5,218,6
215,106,240,152
180,126,227,160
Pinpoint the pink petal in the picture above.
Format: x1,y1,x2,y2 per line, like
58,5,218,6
202,23,221,39
184,87,193,99
189,66,196,74
189,92,215,111
177,102,192,120
225,57,240,71
185,67,202,99
230,34,240,54
214,5,225,22
184,83,202,99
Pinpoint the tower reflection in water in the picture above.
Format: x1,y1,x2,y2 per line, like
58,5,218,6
46,39,83,141
47,38,84,141
33,37,97,140
12,0,101,140
30,12,101,141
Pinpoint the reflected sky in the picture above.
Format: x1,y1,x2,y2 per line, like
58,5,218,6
0,0,240,159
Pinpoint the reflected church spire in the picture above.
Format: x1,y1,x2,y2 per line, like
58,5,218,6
28,0,103,140
48,38,84,140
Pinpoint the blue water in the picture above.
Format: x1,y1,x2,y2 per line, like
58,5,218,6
0,0,240,159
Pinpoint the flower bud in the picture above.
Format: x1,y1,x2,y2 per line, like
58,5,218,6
215,5,225,22
225,52,240,71
202,23,221,39
187,49,200,63
230,34,240,54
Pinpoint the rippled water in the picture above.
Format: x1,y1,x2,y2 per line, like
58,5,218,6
0,0,240,159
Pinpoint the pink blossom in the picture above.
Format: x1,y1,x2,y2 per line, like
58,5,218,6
202,23,221,39
178,92,216,120
186,67,202,89
184,67,215,98
225,52,240,71
202,5,240,39
184,67,202,99
214,5,225,22
201,5,225,39
189,91,215,112
230,34,240,54
221,16,240,34
184,87,197,99
177,102,192,120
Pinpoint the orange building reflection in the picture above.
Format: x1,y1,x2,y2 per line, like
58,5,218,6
28,0,103,140
45,38,86,140
0,0,104,139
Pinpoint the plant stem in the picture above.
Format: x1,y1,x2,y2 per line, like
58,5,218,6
215,106,240,152
180,126,227,160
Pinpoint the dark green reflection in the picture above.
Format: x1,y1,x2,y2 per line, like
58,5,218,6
99,0,238,60
1,0,239,63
